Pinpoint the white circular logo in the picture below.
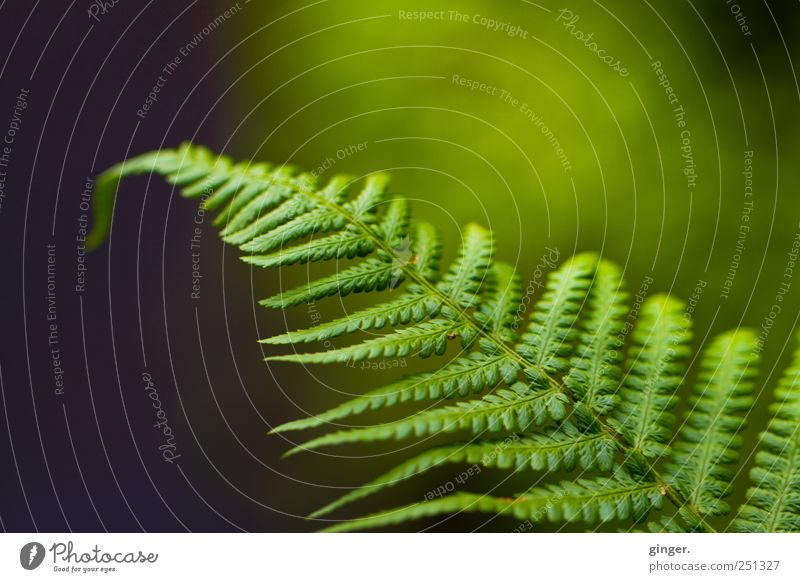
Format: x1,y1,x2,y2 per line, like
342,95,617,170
20,542,46,570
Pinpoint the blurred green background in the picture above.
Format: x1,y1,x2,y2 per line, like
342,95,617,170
206,0,800,530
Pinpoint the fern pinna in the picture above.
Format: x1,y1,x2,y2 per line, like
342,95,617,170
87,143,800,532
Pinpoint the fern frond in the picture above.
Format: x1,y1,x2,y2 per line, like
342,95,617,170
284,383,568,456
85,147,188,250
258,257,401,309
403,221,442,282
263,292,430,345
208,163,293,221
310,422,617,518
268,318,469,363
199,164,266,211
268,263,520,432
436,223,494,310
733,332,800,532
265,223,491,362
211,165,305,227
322,470,662,532
665,330,759,517
270,351,519,433
516,253,597,375
242,229,374,268
564,259,627,414
477,262,523,340
611,294,691,459
262,222,441,344
646,507,712,533
88,143,800,533
223,171,361,248
219,170,330,243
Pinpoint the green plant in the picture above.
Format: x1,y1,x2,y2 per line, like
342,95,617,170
87,143,800,533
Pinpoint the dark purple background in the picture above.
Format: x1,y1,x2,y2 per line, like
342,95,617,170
0,0,318,533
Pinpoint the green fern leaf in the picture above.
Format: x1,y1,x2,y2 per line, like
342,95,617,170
262,292,431,345
270,351,519,433
284,383,567,456
268,318,468,363
243,230,374,268
476,262,523,340
214,165,311,229
733,332,800,532
218,171,317,239
258,257,401,309
436,223,494,310
564,259,627,414
322,470,662,532
665,330,759,517
242,181,407,269
261,221,441,344
310,422,617,518
516,253,597,375
405,222,442,283
204,163,281,214
87,144,800,533
232,172,384,251
233,200,343,252
646,507,711,533
611,294,691,459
